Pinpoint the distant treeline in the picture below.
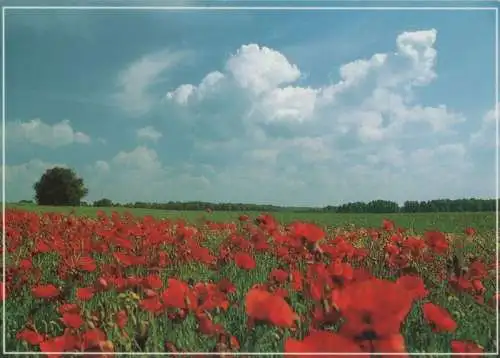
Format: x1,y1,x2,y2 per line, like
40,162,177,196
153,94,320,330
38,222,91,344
327,199,496,213
86,198,496,213
17,197,496,213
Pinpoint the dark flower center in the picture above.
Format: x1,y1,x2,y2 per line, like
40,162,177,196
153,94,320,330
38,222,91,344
357,329,378,341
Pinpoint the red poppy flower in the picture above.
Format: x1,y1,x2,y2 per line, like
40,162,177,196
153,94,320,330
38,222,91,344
270,268,289,283
60,330,79,352
245,287,297,328
424,231,449,254
471,279,485,295
32,284,60,299
76,287,95,301
396,275,428,300
422,303,457,332
245,288,273,322
333,278,413,338
197,314,224,336
290,270,303,292
217,278,236,294
289,222,325,243
143,274,163,290
81,328,106,351
468,261,488,280
285,330,364,357
39,335,66,355
16,328,44,345
266,294,297,327
77,256,97,272
464,227,476,236
311,305,341,328
451,340,483,357
19,258,33,270
58,303,79,316
382,219,395,232
61,313,84,329
139,296,164,314
234,252,256,270
368,333,409,356
113,252,135,267
162,278,196,310
115,310,128,329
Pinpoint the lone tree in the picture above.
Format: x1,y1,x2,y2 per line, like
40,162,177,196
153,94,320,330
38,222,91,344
34,167,88,206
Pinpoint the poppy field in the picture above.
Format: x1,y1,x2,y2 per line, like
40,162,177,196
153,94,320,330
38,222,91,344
1,207,498,356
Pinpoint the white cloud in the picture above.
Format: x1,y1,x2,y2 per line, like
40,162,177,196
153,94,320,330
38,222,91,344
226,44,301,95
137,126,163,142
319,53,388,103
94,160,110,172
114,49,188,115
3,159,68,202
470,102,498,147
435,143,467,157
366,145,405,168
243,136,332,166
6,118,90,148
85,146,211,203
287,137,332,162
165,71,225,105
256,86,318,123
166,28,462,143
156,28,481,205
394,29,437,86
112,146,163,171
166,84,195,105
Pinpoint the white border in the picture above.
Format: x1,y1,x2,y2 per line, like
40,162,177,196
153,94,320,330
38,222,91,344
1,4,499,357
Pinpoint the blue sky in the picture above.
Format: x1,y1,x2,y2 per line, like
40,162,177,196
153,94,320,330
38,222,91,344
2,1,498,206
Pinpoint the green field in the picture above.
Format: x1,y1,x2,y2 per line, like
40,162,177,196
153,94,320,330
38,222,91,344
6,203,497,234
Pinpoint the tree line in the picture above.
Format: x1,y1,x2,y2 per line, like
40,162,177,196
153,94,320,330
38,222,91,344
89,198,496,213
25,167,497,213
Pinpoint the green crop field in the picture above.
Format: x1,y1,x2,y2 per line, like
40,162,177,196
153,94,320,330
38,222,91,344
6,202,497,234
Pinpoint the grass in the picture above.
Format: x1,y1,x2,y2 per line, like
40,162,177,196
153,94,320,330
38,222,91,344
6,203,496,234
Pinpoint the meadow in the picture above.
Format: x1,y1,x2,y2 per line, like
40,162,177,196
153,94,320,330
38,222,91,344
1,205,497,357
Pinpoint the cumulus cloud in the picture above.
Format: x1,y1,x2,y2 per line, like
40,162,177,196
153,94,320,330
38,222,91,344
394,29,437,86
225,44,301,95
257,86,318,123
137,126,163,142
166,71,225,105
6,118,90,148
158,28,482,205
112,146,163,171
84,146,211,203
470,102,498,147
165,28,462,141
3,159,68,202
